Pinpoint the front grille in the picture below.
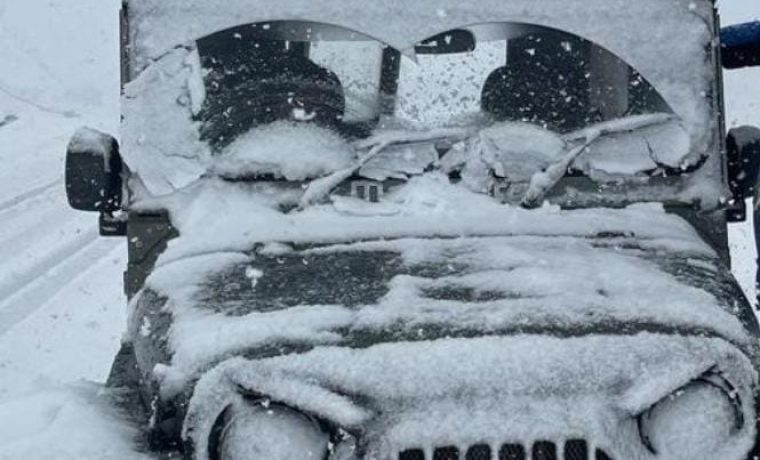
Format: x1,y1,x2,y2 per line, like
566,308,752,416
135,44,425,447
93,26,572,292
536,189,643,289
399,440,613,460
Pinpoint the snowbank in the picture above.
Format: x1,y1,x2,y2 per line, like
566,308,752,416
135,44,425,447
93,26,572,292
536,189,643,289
0,384,147,460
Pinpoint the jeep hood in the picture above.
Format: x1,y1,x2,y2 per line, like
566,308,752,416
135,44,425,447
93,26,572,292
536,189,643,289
132,178,758,398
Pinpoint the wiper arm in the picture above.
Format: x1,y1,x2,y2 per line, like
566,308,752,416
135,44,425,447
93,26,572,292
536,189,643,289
297,127,473,209
520,113,674,209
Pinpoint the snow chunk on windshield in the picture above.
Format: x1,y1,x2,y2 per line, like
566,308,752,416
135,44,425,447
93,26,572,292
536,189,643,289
439,122,566,192
211,122,356,181
574,117,692,176
122,47,211,196
479,122,566,180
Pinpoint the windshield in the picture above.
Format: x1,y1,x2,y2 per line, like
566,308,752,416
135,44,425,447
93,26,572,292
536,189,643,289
122,20,700,204
195,21,671,141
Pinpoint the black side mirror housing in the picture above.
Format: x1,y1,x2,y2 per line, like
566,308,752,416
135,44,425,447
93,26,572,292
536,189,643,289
728,126,760,196
65,127,123,212
65,128,127,236
727,126,760,222
721,21,760,69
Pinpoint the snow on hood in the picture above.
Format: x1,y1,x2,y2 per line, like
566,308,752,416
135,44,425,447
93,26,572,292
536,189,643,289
183,334,757,460
132,177,756,398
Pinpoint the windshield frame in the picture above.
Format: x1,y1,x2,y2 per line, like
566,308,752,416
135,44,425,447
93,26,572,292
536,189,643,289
121,18,725,211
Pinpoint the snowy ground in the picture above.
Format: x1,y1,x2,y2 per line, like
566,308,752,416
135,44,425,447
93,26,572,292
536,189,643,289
0,0,758,458
0,1,139,457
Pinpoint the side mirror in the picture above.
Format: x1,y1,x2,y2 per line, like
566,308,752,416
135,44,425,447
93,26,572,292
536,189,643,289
721,21,760,69
65,127,126,236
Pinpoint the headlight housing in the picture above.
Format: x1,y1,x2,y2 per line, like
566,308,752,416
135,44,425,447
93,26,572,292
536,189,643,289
637,370,744,459
214,400,330,460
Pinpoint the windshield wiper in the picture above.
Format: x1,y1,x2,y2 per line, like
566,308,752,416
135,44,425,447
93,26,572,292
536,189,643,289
297,127,474,209
520,113,675,208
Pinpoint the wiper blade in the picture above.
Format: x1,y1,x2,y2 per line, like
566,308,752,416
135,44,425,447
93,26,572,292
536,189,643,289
521,113,675,209
297,127,474,209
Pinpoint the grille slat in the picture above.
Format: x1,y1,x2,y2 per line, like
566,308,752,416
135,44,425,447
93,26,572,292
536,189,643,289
499,443,526,460
400,449,426,460
433,446,460,460
563,439,588,460
399,440,613,460
532,441,557,460
595,449,613,460
466,444,492,460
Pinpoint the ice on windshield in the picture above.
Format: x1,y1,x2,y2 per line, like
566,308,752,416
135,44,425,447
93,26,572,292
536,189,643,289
122,20,711,206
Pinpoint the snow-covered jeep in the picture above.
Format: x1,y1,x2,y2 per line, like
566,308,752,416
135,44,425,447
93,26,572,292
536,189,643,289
64,0,760,459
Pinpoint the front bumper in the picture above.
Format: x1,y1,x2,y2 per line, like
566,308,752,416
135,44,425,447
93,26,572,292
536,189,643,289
180,333,758,460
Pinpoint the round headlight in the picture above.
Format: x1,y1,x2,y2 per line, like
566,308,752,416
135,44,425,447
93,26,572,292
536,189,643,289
638,377,743,459
218,402,329,460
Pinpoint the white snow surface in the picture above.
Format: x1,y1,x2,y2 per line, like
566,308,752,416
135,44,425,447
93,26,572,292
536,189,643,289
455,122,567,184
121,47,210,195
138,174,716,262
213,122,355,181
521,114,682,207
135,176,754,398
0,383,147,460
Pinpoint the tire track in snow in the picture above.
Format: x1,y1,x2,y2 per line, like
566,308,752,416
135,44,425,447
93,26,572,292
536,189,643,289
0,225,99,302
0,179,59,213
0,194,87,260
0,230,120,335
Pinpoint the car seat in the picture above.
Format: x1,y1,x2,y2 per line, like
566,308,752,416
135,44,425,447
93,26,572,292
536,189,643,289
200,51,345,150
480,32,595,132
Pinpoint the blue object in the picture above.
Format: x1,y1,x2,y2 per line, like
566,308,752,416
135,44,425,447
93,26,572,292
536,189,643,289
722,21,760,69
722,21,760,47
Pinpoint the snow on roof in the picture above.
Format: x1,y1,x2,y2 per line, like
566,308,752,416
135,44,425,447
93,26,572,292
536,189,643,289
127,0,717,148
134,178,756,398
